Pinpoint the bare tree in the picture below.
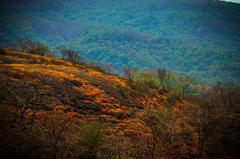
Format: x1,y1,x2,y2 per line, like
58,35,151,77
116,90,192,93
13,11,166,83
10,39,52,57
102,135,133,159
123,67,135,82
39,111,85,159
213,82,240,109
58,47,81,64
140,107,179,159
178,76,192,100
2,81,46,123
180,105,213,158
157,68,168,90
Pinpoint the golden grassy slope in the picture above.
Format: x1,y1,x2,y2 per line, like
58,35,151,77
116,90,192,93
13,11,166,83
0,49,168,135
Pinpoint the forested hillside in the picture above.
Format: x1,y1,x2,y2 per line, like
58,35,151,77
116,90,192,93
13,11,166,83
0,0,240,83
0,49,239,159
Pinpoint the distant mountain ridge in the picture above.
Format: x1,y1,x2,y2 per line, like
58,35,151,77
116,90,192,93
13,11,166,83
0,0,240,83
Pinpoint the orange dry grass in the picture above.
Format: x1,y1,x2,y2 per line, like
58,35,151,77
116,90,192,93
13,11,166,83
0,50,179,139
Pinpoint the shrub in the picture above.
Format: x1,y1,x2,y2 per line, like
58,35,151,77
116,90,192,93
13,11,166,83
58,47,82,64
80,123,104,158
31,42,52,56
167,92,181,107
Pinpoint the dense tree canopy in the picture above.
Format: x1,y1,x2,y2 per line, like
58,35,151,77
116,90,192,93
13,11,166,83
0,0,240,83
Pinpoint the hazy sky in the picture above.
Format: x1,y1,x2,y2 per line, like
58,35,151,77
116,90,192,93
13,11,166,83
223,0,240,3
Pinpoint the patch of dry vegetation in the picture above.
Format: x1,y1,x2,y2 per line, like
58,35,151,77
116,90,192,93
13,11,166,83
0,49,239,159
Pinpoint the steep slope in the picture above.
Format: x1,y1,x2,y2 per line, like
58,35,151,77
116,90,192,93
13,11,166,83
0,49,166,134
1,50,239,159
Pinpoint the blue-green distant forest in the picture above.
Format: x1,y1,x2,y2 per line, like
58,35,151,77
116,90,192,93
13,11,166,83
0,0,240,84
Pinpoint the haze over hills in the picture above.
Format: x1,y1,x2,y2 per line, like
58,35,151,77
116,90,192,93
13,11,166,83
0,0,240,83
1,1,240,158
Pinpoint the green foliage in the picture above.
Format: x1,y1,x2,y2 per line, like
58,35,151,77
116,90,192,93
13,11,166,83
80,122,104,151
128,81,143,93
76,92,85,99
1,0,240,84
31,42,52,56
